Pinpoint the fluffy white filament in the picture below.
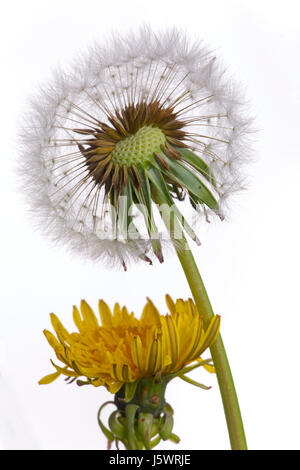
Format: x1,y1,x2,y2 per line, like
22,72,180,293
18,26,253,268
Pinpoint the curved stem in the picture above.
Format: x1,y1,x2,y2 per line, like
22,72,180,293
175,240,247,450
153,189,247,450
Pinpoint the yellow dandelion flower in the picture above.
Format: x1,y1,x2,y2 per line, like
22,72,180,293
40,296,220,449
40,296,220,393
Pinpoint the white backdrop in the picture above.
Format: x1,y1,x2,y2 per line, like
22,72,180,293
0,0,299,450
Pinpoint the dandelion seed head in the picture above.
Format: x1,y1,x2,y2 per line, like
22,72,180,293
19,26,253,268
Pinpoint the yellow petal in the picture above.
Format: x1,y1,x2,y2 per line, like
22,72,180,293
106,381,124,394
154,335,162,373
140,298,161,327
73,305,83,332
166,315,178,368
51,360,78,377
111,363,127,382
121,305,131,322
160,315,178,370
113,303,124,326
50,314,71,345
98,300,113,327
131,335,143,371
203,364,215,374
38,370,61,385
187,298,197,317
195,315,221,357
43,329,61,351
122,364,131,382
80,300,99,328
175,298,186,316
179,314,202,363
165,294,176,316
90,377,105,387
146,338,160,375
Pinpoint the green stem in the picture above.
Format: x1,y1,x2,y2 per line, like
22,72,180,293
153,189,247,450
174,239,247,450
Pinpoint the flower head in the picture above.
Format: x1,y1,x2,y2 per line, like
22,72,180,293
40,295,220,393
20,27,252,268
40,295,220,449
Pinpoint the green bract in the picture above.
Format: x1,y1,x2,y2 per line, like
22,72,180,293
97,359,214,450
110,143,219,262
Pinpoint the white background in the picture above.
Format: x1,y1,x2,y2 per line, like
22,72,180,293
0,0,299,450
